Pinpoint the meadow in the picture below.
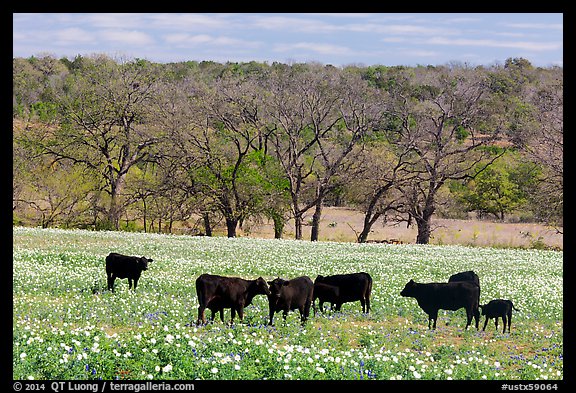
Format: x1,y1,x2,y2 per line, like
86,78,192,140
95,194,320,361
13,226,563,381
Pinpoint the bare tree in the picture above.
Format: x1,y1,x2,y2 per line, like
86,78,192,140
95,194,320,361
522,68,563,231
308,70,379,241
389,65,505,244
264,64,344,240
36,55,162,229
345,141,413,243
163,73,270,237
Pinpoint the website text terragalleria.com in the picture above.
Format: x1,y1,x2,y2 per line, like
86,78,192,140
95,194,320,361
50,381,195,392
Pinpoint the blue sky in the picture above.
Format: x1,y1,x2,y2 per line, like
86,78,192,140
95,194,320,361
13,13,563,67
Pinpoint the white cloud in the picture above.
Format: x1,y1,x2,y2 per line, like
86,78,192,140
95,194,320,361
85,13,147,29
250,15,338,33
503,22,563,30
54,28,94,44
99,30,155,46
426,36,562,51
150,14,232,30
274,42,350,55
164,33,260,48
355,24,458,36
401,49,438,58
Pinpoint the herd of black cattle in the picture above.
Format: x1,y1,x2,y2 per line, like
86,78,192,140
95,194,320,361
105,252,519,333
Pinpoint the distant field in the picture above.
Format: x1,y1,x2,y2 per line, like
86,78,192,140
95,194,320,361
13,227,563,381
240,207,563,250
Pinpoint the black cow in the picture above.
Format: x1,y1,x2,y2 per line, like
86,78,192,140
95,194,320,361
204,296,227,323
195,274,270,325
448,270,481,306
448,270,480,287
314,272,372,313
267,276,314,325
106,252,153,292
312,282,340,315
480,299,519,333
400,279,480,330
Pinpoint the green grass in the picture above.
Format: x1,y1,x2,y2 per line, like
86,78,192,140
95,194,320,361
13,227,563,380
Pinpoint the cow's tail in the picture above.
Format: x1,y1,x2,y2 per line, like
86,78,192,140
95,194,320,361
365,275,373,313
510,301,519,311
195,278,206,307
105,254,112,274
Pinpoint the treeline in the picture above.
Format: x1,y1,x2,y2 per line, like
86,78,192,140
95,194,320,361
13,54,563,243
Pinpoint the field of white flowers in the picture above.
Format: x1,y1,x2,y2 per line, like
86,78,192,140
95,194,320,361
13,227,563,381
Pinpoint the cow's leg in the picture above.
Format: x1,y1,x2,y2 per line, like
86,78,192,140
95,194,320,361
197,305,207,325
268,307,275,326
494,317,499,331
482,317,489,331
474,308,480,329
219,309,225,323
128,278,133,290
366,296,371,314
209,309,216,322
465,308,473,330
230,308,237,324
237,306,244,322
319,300,325,314
282,309,289,321
107,274,115,292
429,310,438,329
303,299,311,322
507,312,512,333
502,315,507,334
133,278,139,291
360,298,366,313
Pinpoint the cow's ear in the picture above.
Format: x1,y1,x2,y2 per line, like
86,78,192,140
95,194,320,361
148,258,153,263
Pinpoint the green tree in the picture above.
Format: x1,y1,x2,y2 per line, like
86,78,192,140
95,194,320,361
459,160,528,221
36,55,162,229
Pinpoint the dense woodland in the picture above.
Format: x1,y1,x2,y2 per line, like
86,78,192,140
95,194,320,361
12,54,563,244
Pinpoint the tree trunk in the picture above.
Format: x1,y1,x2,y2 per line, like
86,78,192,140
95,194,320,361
358,212,381,243
268,209,284,239
294,213,303,240
142,198,147,233
415,218,432,244
108,175,127,230
358,185,390,243
108,197,120,230
273,217,284,239
310,197,323,242
415,204,435,244
225,216,238,237
202,212,212,236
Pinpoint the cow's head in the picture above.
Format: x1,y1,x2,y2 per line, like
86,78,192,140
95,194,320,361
139,257,153,271
315,275,325,283
267,277,289,299
400,279,417,297
254,277,271,296
479,304,487,315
